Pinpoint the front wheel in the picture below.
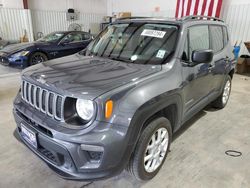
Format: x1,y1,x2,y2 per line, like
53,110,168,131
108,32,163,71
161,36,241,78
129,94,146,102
212,75,232,109
128,117,172,180
29,52,48,66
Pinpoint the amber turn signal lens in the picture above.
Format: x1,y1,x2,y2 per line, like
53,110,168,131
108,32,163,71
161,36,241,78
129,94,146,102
105,100,113,119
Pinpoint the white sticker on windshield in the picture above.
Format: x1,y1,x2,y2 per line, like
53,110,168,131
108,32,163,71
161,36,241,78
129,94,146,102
156,50,166,59
141,29,166,38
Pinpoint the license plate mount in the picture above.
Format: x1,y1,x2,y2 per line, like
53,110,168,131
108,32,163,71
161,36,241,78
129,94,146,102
20,123,37,149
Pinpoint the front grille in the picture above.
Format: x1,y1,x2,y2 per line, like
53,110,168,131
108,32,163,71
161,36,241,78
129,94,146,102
21,80,65,121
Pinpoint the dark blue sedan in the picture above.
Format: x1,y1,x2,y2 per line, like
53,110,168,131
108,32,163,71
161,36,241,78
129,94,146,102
0,31,93,68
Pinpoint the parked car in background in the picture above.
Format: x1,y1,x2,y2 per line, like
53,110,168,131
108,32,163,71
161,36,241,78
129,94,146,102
0,31,93,68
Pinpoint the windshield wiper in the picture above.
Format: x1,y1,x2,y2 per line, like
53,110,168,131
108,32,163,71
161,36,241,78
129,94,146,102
108,56,133,63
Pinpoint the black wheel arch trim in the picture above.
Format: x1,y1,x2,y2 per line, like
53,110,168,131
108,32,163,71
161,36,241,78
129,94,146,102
120,91,183,167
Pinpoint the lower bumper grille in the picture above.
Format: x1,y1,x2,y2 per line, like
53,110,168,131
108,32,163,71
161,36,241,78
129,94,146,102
38,147,65,166
39,147,58,164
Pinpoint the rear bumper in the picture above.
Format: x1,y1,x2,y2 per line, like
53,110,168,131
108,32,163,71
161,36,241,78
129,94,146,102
13,95,133,181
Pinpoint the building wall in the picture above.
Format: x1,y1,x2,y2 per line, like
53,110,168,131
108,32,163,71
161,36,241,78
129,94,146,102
222,0,250,54
1,0,23,9
1,0,107,14
107,0,176,16
226,0,250,4
31,10,104,39
107,0,250,16
0,0,107,42
28,0,107,37
0,8,33,41
28,0,107,14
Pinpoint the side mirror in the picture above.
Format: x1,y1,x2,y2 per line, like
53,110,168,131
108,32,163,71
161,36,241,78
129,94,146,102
192,49,213,64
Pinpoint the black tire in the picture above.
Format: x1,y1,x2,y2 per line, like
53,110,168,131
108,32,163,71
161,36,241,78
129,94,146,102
128,117,172,181
212,75,232,109
29,52,48,66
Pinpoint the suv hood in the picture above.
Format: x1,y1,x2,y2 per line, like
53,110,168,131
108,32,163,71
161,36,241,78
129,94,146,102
22,54,162,100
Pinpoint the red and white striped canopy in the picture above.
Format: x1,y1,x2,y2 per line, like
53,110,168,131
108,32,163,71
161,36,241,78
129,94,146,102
175,0,223,18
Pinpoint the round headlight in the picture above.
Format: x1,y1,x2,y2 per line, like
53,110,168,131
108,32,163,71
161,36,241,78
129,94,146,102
76,99,94,121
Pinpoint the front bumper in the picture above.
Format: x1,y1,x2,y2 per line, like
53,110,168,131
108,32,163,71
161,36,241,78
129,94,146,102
0,55,28,68
13,94,133,181
8,56,29,67
0,55,10,66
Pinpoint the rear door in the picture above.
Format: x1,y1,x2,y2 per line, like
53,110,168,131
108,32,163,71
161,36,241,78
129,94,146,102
209,25,230,96
181,25,213,116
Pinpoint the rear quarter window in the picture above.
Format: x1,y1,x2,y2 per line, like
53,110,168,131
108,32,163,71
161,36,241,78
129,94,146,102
222,26,229,46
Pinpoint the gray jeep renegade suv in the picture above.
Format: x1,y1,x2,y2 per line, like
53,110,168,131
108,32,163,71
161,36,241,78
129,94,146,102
13,16,235,181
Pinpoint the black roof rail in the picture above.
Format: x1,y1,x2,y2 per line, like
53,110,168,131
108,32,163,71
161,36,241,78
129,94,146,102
116,16,152,21
180,15,224,22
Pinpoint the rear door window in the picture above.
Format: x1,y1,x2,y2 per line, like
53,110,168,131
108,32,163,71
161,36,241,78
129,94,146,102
210,26,224,53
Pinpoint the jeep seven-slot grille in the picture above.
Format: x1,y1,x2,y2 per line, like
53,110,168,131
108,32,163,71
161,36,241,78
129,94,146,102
21,80,64,121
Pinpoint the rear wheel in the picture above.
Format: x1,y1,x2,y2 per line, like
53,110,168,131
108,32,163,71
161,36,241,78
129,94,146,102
212,75,232,109
29,52,48,66
128,117,172,180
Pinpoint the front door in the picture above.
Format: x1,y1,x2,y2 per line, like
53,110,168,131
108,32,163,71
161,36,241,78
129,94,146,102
56,32,89,58
181,25,213,118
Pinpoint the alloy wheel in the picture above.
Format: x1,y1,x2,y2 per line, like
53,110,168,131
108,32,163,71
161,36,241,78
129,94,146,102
144,127,169,173
222,80,231,105
31,54,45,65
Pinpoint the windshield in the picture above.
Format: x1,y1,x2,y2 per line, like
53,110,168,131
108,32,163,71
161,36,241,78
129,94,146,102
37,32,65,42
85,23,179,64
